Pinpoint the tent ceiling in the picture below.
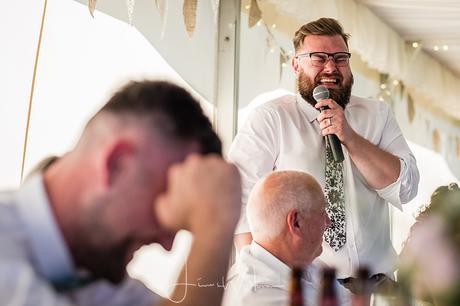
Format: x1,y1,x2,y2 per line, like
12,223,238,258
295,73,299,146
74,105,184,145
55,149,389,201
356,0,460,77
72,0,460,122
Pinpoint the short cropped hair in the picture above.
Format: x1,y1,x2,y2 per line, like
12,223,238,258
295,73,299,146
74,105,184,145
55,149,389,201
92,80,221,155
293,17,350,51
247,171,323,240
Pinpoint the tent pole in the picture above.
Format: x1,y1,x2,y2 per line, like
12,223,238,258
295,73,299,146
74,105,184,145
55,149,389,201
20,0,48,183
214,0,241,156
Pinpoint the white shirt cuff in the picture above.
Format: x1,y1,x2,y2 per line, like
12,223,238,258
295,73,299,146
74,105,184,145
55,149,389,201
376,159,404,211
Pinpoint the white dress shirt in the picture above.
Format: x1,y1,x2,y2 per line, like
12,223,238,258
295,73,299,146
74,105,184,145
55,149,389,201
222,241,349,306
228,94,419,278
0,175,159,306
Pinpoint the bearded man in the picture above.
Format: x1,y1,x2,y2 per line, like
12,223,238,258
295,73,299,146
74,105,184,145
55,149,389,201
228,17,419,286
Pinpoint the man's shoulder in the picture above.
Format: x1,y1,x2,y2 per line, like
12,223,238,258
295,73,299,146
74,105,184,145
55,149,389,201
236,94,299,131
227,247,287,289
72,277,160,306
253,94,298,113
346,95,394,127
0,191,25,235
242,94,300,126
0,191,32,261
224,256,286,306
349,95,391,112
0,194,44,305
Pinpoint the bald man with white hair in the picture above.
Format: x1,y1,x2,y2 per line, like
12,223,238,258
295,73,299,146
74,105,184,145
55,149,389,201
223,171,351,306
248,171,329,267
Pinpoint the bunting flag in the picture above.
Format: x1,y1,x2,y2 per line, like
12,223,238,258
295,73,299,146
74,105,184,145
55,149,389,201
183,0,198,38
266,33,274,52
407,93,415,123
88,0,97,17
127,0,135,25
432,129,440,152
248,0,262,28
155,0,168,38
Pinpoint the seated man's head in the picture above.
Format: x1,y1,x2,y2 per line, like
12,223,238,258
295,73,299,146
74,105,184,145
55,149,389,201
247,170,330,267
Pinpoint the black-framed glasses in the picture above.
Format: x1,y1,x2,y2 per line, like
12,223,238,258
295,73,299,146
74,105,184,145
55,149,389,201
295,52,351,67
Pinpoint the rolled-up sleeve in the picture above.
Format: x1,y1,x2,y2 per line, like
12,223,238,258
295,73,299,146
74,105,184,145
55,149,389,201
375,103,420,209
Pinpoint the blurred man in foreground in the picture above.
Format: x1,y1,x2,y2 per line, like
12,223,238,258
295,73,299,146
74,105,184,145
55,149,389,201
0,80,241,306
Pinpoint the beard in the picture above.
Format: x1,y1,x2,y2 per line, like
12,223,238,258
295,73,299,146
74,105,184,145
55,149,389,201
75,237,132,284
71,202,133,284
298,69,354,109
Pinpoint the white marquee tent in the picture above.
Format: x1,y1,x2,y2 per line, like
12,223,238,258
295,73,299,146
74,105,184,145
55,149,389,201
2,0,460,295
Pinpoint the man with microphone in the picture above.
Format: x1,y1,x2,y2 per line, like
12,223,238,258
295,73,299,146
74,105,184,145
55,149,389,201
228,17,419,287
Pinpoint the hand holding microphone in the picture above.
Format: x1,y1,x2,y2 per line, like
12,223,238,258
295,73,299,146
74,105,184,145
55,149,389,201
313,85,344,163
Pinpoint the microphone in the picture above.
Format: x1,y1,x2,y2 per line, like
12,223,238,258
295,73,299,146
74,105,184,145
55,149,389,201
313,85,344,163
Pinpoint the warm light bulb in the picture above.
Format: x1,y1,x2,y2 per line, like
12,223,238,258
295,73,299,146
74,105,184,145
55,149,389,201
412,42,419,48
272,24,276,29
380,84,387,90
443,45,449,51
433,45,439,51
245,4,250,10
256,20,262,26
393,80,399,86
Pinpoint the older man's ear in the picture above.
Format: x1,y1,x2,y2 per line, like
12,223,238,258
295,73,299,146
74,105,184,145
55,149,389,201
286,210,302,237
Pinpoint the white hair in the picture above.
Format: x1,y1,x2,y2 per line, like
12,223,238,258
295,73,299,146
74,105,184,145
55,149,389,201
247,170,322,241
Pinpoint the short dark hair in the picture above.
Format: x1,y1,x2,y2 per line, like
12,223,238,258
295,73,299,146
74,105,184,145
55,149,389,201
94,80,221,155
293,17,350,52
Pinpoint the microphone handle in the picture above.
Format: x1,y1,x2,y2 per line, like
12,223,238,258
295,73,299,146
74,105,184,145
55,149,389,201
320,106,344,163
326,134,344,163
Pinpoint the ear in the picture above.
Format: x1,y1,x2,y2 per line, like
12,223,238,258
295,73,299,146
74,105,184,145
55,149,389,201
286,210,302,237
291,55,301,78
105,141,134,186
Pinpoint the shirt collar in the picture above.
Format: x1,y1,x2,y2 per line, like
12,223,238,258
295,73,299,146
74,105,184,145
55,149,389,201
249,241,291,282
296,93,319,123
249,241,320,286
15,174,75,283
